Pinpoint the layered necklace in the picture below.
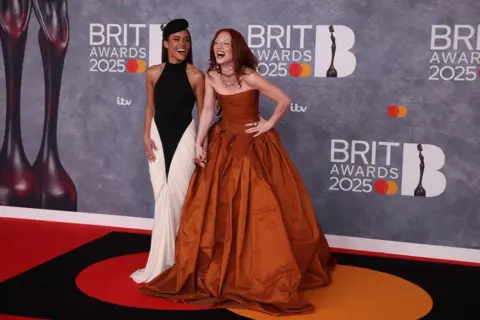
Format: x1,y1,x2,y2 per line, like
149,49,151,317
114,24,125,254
219,66,240,89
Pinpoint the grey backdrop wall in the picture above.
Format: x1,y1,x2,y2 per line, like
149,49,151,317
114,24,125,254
1,0,479,250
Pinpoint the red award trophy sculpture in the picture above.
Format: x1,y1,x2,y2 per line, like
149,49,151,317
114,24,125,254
0,0,41,208
32,0,77,211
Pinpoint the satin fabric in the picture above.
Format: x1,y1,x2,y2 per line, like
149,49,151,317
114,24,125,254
140,89,335,316
131,120,196,283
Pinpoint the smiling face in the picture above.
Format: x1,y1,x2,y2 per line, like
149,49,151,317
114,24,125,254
213,31,233,66
208,28,258,78
163,30,191,63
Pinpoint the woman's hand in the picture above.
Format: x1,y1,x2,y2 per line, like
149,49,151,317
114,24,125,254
245,117,273,137
194,143,207,167
144,137,158,163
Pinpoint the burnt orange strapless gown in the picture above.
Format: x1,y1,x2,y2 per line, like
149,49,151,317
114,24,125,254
139,89,336,316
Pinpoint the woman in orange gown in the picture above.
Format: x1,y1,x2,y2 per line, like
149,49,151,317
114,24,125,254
139,28,336,316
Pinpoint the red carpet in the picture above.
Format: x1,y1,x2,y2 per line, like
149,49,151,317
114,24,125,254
1,217,478,319
76,252,210,310
0,316,45,320
0,218,111,282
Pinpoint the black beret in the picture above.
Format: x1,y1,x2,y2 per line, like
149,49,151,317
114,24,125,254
162,19,189,40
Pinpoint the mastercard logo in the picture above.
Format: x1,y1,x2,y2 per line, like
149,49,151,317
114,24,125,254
289,63,312,78
387,105,408,118
374,180,398,195
126,59,146,73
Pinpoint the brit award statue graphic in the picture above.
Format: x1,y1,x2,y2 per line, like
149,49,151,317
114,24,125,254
0,0,42,208
414,144,426,197
32,0,77,211
326,25,337,78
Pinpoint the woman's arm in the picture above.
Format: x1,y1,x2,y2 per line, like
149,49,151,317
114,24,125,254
143,68,156,139
143,66,161,162
189,68,206,124
243,70,291,136
192,70,208,148
195,74,216,147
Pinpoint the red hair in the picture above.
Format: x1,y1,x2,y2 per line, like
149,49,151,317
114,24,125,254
207,28,258,86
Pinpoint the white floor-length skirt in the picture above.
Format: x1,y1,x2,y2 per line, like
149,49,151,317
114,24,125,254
130,119,196,283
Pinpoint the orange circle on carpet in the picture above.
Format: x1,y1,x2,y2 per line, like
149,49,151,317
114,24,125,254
75,253,210,310
228,265,433,320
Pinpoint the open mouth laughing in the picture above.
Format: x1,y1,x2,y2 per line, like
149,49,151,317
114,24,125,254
216,50,226,59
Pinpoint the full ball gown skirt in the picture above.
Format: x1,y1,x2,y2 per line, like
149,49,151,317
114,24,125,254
139,89,335,316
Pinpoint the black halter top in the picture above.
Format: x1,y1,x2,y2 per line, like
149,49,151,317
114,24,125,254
153,60,196,176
